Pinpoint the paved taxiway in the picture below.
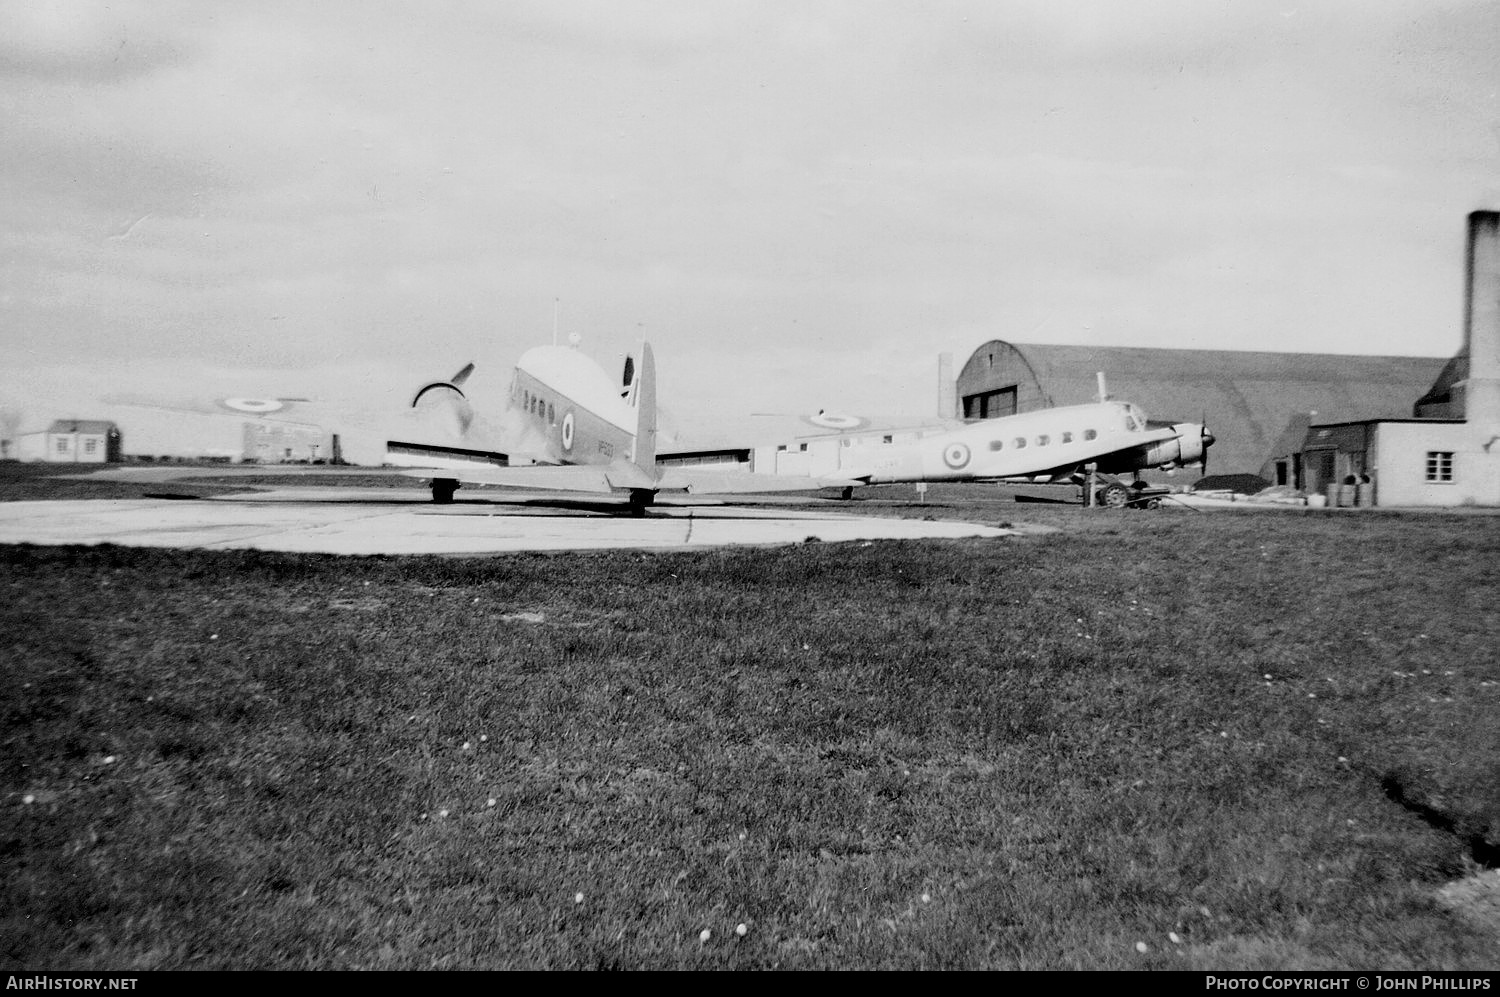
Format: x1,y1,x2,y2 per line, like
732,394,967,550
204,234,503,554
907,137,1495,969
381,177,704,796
0,487,1025,555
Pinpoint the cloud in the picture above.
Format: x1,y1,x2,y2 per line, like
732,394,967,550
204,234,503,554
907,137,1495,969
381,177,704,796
0,1,189,83
2,0,1495,448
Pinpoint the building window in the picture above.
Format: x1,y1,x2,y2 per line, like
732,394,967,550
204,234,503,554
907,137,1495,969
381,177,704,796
1425,451,1454,483
55,438,70,454
84,439,98,454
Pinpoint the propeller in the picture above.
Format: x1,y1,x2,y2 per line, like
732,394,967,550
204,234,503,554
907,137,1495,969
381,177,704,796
1199,415,1214,478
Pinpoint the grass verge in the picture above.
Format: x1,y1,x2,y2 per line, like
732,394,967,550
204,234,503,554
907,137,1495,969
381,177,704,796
1,469,1497,968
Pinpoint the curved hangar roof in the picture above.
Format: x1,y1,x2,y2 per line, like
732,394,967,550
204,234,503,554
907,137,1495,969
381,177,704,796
956,341,1449,478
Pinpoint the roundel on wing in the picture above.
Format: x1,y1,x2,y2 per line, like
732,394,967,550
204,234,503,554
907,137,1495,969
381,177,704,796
942,442,971,469
561,410,575,451
802,411,868,431
220,397,286,414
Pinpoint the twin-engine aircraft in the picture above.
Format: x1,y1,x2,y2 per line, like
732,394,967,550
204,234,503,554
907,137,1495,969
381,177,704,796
660,389,1213,507
385,339,853,513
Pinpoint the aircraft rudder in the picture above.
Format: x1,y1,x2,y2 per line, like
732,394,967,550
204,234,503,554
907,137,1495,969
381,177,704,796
633,340,657,471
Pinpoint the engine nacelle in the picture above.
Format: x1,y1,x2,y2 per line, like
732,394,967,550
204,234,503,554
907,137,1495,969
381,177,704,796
1136,423,1212,470
1139,437,1187,469
1095,422,1212,475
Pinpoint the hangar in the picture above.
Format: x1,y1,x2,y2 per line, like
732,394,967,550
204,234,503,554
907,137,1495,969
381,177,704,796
955,343,1445,485
954,210,1500,507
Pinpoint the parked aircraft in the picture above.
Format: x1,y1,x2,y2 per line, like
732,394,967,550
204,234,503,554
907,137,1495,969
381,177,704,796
385,339,853,512
659,393,1213,507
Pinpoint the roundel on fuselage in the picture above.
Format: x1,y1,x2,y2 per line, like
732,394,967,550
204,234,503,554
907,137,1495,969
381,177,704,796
942,442,971,469
220,397,286,414
561,410,575,452
803,411,867,431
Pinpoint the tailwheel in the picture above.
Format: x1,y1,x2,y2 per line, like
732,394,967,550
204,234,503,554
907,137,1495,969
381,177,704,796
627,489,654,518
431,478,459,504
1096,482,1130,508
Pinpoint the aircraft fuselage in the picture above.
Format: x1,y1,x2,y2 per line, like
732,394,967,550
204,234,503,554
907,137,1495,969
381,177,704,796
508,345,639,468
843,400,1162,484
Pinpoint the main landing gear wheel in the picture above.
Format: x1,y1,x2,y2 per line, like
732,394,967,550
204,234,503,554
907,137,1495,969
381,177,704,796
1096,482,1130,508
431,478,459,504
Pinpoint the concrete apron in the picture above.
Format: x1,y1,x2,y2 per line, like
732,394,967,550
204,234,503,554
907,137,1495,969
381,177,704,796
0,493,1021,555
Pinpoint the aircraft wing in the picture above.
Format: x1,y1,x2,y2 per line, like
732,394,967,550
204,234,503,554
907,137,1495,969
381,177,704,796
656,466,861,495
98,389,410,465
1087,425,1180,458
402,462,853,496
659,412,960,455
399,459,657,495
1014,425,1182,479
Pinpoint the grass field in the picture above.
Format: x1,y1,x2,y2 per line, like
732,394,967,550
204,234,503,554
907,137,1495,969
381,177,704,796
2,464,1498,969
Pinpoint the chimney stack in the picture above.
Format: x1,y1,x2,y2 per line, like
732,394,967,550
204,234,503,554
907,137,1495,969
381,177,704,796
1455,210,1500,428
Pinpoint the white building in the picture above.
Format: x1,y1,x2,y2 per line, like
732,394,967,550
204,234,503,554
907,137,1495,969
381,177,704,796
1303,211,1500,508
17,419,124,463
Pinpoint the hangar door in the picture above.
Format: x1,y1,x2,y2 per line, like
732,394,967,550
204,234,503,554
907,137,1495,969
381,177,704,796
963,386,1017,420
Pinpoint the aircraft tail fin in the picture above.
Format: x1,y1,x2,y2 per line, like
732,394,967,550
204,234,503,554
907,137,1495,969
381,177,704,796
627,341,657,473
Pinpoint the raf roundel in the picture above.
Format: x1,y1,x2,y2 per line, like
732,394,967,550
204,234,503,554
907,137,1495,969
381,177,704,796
942,442,971,470
561,411,575,451
220,397,286,414
803,411,868,431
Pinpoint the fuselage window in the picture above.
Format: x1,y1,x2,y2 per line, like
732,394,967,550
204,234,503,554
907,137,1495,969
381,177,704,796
1062,432,1073,444
1036,435,1049,446
1013,437,1027,449
988,440,1003,451
1084,429,1097,441
883,435,893,444
1125,416,1139,432
547,402,555,425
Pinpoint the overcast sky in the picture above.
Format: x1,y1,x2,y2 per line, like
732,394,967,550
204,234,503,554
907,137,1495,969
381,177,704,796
3,0,1498,444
